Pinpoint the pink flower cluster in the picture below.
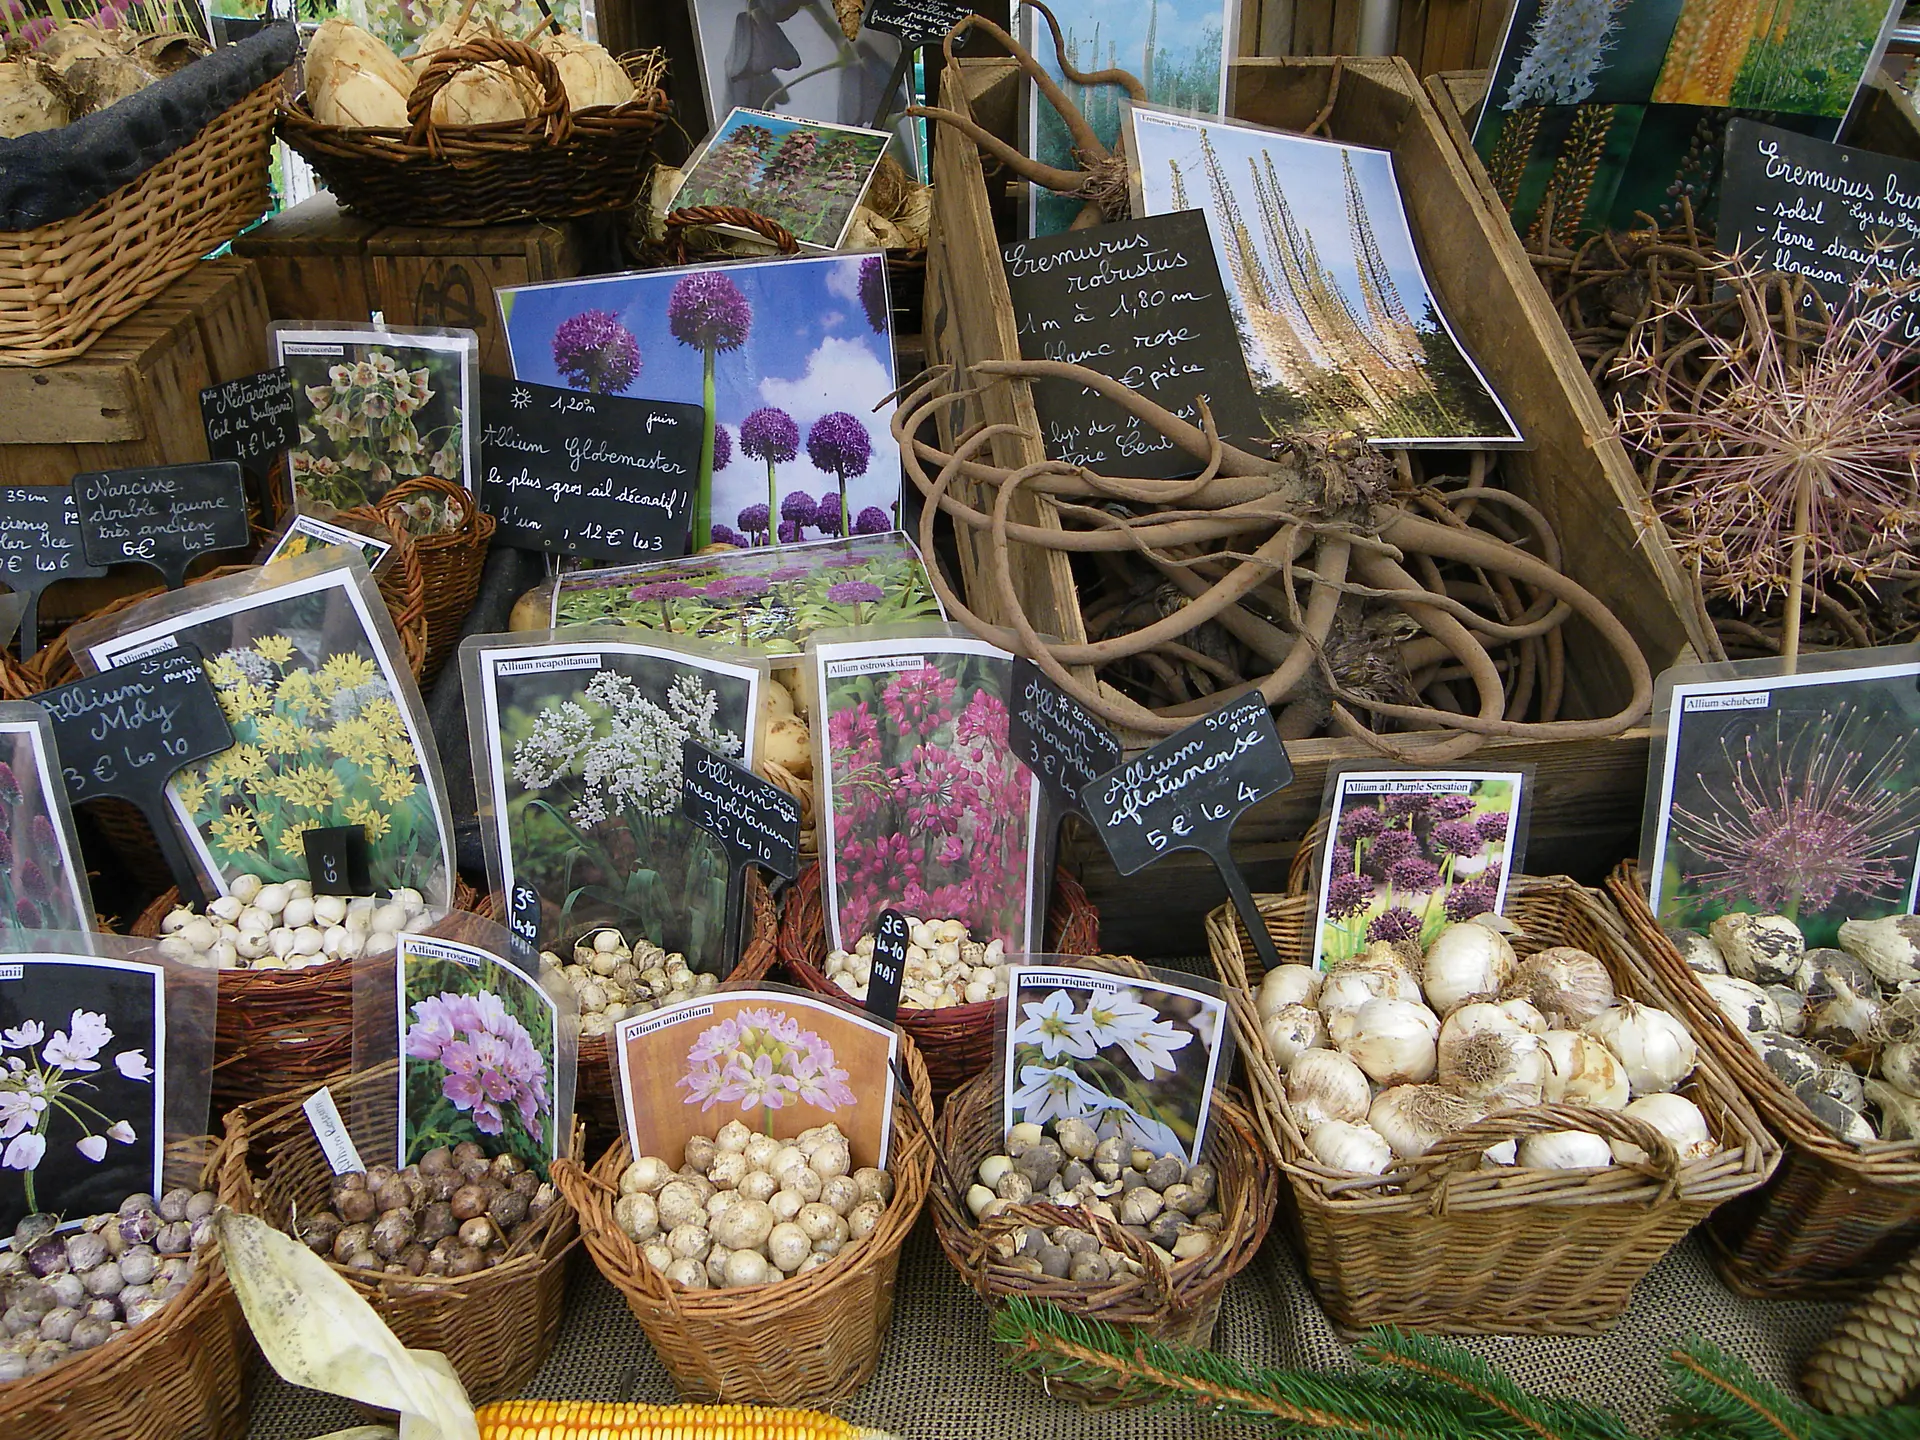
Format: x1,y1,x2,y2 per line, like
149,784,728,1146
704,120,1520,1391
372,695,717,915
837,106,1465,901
677,1007,854,1116
829,665,1034,946
405,991,550,1137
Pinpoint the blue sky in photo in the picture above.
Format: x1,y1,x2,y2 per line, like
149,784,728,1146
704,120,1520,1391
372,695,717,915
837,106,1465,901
498,255,900,535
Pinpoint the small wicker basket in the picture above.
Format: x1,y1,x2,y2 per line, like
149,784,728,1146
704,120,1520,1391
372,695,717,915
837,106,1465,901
777,864,1101,1104
278,34,670,227
551,1032,934,1406
1206,873,1780,1335
340,474,492,685
0,1135,255,1440
221,1061,581,1404
930,1066,1278,1405
1609,861,1920,1298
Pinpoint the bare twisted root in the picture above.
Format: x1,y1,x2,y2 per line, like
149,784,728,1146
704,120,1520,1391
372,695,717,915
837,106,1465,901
890,363,1652,752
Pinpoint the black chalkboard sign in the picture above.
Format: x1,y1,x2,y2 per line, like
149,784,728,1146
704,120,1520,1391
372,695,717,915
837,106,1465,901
508,881,542,951
35,645,234,907
680,739,802,974
200,367,296,477
1003,211,1265,479
480,375,703,561
1010,658,1121,816
0,486,108,657
1079,692,1291,971
1719,118,1920,336
71,461,252,589
304,825,371,897
866,908,909,1025
863,0,973,47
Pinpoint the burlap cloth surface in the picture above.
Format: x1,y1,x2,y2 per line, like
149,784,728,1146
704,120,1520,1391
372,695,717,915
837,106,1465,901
245,1218,1848,1437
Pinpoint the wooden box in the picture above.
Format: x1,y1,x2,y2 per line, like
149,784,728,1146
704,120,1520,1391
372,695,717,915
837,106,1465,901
232,193,607,377
924,56,1698,954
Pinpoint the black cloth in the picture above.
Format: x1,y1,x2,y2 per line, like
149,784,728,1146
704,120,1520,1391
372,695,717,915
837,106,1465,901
0,22,296,231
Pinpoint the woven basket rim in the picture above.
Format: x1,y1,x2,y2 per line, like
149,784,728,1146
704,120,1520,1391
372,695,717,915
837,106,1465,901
278,85,670,152
1204,873,1780,1215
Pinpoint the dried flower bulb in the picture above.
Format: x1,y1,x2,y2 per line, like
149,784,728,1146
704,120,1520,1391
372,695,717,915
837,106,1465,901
1305,1119,1393,1175
1664,927,1726,975
1257,964,1321,1019
1261,1003,1327,1068
1421,923,1517,1015
1584,1002,1696,1095
1539,1030,1630,1109
1516,1130,1613,1169
1698,974,1781,1035
1867,1078,1920,1140
1764,985,1806,1037
1880,1041,1920,1098
1498,998,1548,1034
1501,947,1615,1027
1368,1084,1484,1160
1436,1002,1545,1100
1611,1093,1717,1163
1802,949,1883,1061
1339,997,1440,1086
1710,913,1806,987
1285,1048,1373,1127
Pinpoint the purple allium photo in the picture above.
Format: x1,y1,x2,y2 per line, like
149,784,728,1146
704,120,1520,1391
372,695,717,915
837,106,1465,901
1365,906,1422,943
1430,794,1476,821
777,520,804,543
736,503,771,539
704,575,771,601
807,411,872,538
1476,811,1510,844
550,309,641,394
854,506,891,535
742,406,801,547
670,271,754,549
859,254,888,334
405,989,551,1140
1444,881,1498,922
1429,820,1485,859
825,580,884,605
709,525,745,547
779,489,818,534
1325,872,1373,919
1338,805,1383,843
1387,857,1442,894
713,422,733,472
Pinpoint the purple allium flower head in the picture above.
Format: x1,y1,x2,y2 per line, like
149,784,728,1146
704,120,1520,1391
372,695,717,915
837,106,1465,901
1444,881,1498,922
859,254,888,333
1476,811,1511,844
712,422,733,471
1430,794,1476,821
1366,829,1418,872
813,506,844,538
778,489,816,526
1430,819,1485,859
704,575,772,601
668,272,753,352
736,503,770,535
741,407,800,464
1383,792,1429,821
708,525,745,547
1387,857,1442,893
854,506,891,535
17,860,48,901
1324,872,1373,919
826,580,884,605
1330,847,1354,878
28,815,54,856
1338,806,1384,843
777,521,803,543
404,990,551,1136
628,581,698,601
550,309,641,394
768,565,810,583
806,412,872,481
1366,906,1422,943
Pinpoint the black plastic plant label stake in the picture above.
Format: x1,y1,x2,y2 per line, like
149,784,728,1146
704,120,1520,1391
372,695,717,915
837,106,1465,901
866,908,909,1025
304,825,372,897
0,486,108,658
35,644,234,908
199,367,296,479
679,739,802,975
1078,692,1292,974
71,461,252,589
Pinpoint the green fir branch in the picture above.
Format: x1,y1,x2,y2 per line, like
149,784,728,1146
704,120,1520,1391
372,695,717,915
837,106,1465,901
1358,1328,1639,1440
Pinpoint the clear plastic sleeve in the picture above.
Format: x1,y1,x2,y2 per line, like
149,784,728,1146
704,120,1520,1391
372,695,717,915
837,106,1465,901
0,701,97,934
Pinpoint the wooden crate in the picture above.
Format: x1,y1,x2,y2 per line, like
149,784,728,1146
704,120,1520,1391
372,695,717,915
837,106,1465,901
924,55,1698,955
232,193,608,377
1247,0,1515,75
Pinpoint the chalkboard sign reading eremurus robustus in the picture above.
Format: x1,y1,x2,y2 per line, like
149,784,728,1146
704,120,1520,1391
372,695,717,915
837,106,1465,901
0,486,108,658
34,645,234,908
1079,691,1293,974
71,461,252,590
679,739,802,977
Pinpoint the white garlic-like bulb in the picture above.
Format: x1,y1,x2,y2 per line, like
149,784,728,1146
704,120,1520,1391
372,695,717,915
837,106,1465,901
1367,1084,1483,1160
1611,1092,1716,1163
1421,922,1516,1015
1698,974,1780,1035
1436,1002,1545,1101
1261,1003,1327,1068
1584,1002,1696,1096
1285,1048,1372,1127
1838,914,1920,986
1501,947,1614,1027
1305,1119,1392,1175
1516,1130,1613,1169
1498,998,1548,1034
1711,912,1806,987
1539,1030,1630,1109
1339,997,1440,1087
1664,927,1726,975
1880,1040,1920,1098
1257,964,1322,1018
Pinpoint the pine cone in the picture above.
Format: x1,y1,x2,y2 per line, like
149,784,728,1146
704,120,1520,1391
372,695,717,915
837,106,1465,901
1802,1245,1920,1414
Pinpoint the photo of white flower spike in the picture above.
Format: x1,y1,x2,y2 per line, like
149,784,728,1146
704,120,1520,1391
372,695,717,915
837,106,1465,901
1499,0,1629,110
1002,965,1229,1164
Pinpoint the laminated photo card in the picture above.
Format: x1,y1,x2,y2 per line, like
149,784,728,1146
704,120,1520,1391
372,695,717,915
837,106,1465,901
70,553,455,911
272,323,479,517
0,703,95,935
262,511,396,576
498,254,900,553
464,631,766,972
810,627,1043,954
675,107,892,251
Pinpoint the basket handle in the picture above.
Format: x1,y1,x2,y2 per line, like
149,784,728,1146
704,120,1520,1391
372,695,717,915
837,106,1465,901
1401,1101,1686,1205
663,206,800,263
406,34,572,148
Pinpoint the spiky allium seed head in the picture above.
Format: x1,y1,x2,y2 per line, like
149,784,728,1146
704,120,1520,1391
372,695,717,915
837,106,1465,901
1476,811,1510,844
1338,805,1384,843
1388,857,1443,893
779,489,817,526
550,309,641,394
1671,703,1920,915
736,503,770,534
1444,881,1498,922
806,411,872,480
1430,820,1485,859
1366,906,1422,943
854,506,891,535
668,271,753,352
1430,794,1476,821
1365,829,1418,872
1615,260,1920,607
1325,872,1373,919
712,422,733,471
826,580,884,605
741,406,799,464
859,254,888,333
1383,792,1430,821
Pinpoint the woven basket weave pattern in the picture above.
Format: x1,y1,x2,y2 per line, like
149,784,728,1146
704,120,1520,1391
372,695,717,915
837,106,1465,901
0,78,280,365
1206,874,1779,1334
338,474,492,684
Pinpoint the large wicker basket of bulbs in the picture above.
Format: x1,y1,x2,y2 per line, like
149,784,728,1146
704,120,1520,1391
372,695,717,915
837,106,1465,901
1206,869,1779,1335
277,15,670,227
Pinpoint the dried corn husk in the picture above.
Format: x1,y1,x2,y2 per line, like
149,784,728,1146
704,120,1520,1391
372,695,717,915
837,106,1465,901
535,31,634,109
0,58,67,137
429,63,532,125
313,65,410,128
306,17,415,106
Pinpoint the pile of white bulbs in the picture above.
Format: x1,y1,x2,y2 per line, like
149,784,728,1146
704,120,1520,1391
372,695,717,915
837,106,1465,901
1256,918,1711,1177
823,917,1008,1009
543,928,717,1039
156,879,434,969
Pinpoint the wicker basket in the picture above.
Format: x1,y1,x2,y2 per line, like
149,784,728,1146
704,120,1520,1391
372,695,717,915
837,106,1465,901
129,878,483,1117
0,79,281,365
1206,874,1780,1334
278,35,669,227
551,1030,933,1405
777,864,1101,1104
340,474,492,685
221,1061,581,1404
1609,862,1920,1298
930,1067,1278,1404
0,1135,255,1440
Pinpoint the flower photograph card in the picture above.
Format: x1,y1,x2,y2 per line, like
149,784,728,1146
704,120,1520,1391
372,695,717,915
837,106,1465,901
614,989,898,1168
812,632,1042,953
467,636,764,970
1644,648,1920,948
76,560,454,909
0,706,94,934
499,254,899,553
396,932,563,1176
675,108,892,251
263,512,395,575
0,956,164,1236
1128,106,1520,446
1002,964,1229,1163
272,324,478,516
549,532,942,658
1310,770,1528,969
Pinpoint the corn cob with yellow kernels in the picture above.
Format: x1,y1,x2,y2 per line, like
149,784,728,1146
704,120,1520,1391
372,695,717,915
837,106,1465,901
475,1398,896,1440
